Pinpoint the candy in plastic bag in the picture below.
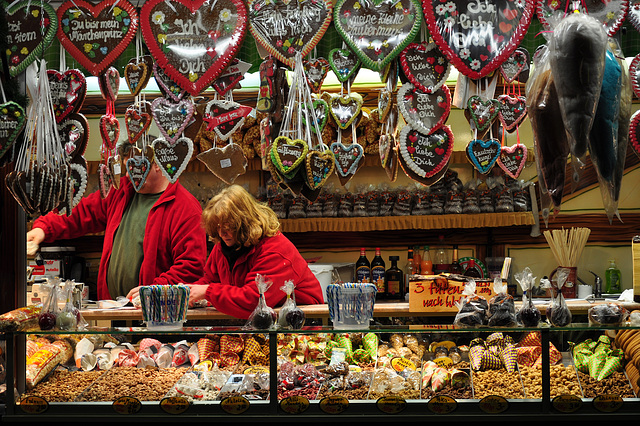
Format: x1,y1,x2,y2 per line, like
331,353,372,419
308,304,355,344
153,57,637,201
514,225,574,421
245,274,276,330
547,268,572,327
515,267,541,327
277,279,306,329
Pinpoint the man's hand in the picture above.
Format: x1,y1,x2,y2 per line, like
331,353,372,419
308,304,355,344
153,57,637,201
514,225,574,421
26,228,45,256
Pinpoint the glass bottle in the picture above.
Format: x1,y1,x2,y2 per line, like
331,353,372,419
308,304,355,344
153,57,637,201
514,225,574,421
463,258,482,278
412,245,422,274
371,247,386,296
434,235,449,274
449,245,462,274
605,259,621,293
355,248,371,283
405,246,414,277
385,256,404,300
420,246,433,275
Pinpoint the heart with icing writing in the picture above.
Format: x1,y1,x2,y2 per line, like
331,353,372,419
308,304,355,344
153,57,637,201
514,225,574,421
197,143,247,184
108,155,122,190
500,47,530,84
304,149,335,190
141,0,247,96
212,58,251,97
423,0,534,79
398,124,454,181
153,62,187,101
248,0,332,68
126,156,152,191
0,101,27,162
303,58,330,94
125,55,153,96
6,1,58,78
497,94,528,133
58,112,89,159
151,97,195,144
330,93,363,130
56,0,138,76
270,136,309,178
99,163,113,199
628,109,640,159
152,136,194,183
629,53,640,99
125,106,152,145
400,42,451,94
537,0,628,37
467,96,501,134
47,69,86,124
397,83,451,136
98,66,120,102
302,98,329,135
203,100,252,141
331,141,364,186
334,0,422,72
497,143,528,179
378,88,394,122
99,114,120,150
328,47,361,84
466,138,501,174
69,158,88,207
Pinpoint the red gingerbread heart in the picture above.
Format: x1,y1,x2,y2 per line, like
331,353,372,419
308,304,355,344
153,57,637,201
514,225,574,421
47,69,86,124
99,115,120,150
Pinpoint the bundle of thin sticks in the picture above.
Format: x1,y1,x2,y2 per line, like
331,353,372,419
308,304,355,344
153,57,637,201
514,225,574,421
543,227,591,267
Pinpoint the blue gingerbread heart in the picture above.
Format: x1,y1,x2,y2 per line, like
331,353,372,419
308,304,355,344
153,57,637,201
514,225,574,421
466,138,501,174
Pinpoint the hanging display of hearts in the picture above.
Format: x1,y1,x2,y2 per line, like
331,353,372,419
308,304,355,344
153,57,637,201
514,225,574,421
423,0,534,80
536,0,629,37
141,0,248,96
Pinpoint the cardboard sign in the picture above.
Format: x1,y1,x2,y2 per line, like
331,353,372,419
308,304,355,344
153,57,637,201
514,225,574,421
408,276,498,313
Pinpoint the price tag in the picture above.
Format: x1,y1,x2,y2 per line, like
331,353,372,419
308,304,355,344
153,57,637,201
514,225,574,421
280,395,310,414
427,395,457,414
479,395,509,414
243,366,270,374
433,356,453,369
160,396,190,414
18,395,48,414
376,395,406,414
112,396,141,415
221,395,250,414
593,394,624,413
391,357,416,372
319,395,349,414
552,394,582,413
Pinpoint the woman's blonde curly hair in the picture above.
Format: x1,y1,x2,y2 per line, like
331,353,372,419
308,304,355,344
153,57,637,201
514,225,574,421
201,185,280,247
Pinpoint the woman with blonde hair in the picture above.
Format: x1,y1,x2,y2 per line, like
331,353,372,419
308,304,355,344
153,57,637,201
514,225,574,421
187,185,323,318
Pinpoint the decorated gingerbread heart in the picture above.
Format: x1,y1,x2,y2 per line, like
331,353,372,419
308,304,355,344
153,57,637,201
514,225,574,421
377,88,394,122
304,149,335,190
398,124,454,182
500,47,530,84
384,136,399,182
141,0,247,96
328,47,361,84
0,101,27,162
628,109,640,159
629,53,640,99
151,97,195,144
303,58,330,94
58,113,89,159
466,138,501,174
98,66,120,102
197,143,248,184
379,133,392,168
497,94,528,133
301,98,329,135
56,0,138,76
151,136,194,184
69,158,88,207
629,1,640,34
212,58,251,97
125,55,153,96
248,0,333,68
397,83,451,136
497,143,528,179
334,0,423,72
537,0,628,37
400,42,451,94
423,0,534,79
125,106,152,145
98,163,113,199
47,69,86,124
108,155,122,190
467,96,500,134
99,115,120,150
270,136,309,178
6,1,58,78
126,156,152,191
203,100,252,141
153,62,186,101
331,141,364,186
329,93,363,130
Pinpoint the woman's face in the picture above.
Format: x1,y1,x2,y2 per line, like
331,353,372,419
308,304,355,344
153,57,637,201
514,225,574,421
218,224,238,247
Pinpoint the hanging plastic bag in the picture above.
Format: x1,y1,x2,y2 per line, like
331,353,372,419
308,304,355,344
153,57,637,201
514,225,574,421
245,274,276,330
277,279,305,329
38,278,61,330
487,277,516,327
453,280,488,327
515,267,541,327
56,280,79,331
547,268,572,326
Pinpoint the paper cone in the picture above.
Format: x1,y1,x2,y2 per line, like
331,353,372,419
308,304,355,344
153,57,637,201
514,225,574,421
596,349,624,381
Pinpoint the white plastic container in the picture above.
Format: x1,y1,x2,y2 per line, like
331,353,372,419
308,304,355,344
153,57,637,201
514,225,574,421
308,263,334,302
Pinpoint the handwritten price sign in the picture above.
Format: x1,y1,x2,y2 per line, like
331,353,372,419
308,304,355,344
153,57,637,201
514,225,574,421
408,276,497,312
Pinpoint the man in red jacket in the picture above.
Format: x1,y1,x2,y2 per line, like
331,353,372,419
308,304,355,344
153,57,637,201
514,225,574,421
27,157,207,300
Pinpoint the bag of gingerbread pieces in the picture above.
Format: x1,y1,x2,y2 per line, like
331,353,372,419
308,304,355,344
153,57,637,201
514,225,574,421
546,268,572,327
515,267,541,327
245,273,277,330
453,280,489,327
277,279,305,329
487,277,516,327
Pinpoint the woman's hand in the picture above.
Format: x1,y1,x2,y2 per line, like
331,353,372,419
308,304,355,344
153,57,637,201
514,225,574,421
26,227,45,256
187,284,209,307
126,286,142,302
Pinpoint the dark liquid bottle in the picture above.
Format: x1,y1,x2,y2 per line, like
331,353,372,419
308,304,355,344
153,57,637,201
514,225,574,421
463,258,482,278
355,248,371,283
449,245,462,275
385,256,404,300
371,247,386,297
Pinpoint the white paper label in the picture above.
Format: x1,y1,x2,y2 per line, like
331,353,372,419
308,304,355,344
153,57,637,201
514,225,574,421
220,158,232,168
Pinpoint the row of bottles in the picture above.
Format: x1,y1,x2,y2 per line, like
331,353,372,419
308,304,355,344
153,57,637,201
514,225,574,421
355,248,404,300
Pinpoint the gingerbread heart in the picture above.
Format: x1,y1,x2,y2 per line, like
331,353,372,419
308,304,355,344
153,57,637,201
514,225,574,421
328,47,361,84
56,0,138,76
125,106,152,145
423,0,534,79
203,100,252,141
125,55,153,96
6,1,58,78
303,58,330,94
47,69,86,124
271,136,309,178
629,1,640,33
628,109,640,159
301,98,329,135
304,149,335,190
397,83,451,136
153,62,187,101
497,143,528,179
151,97,195,144
69,158,88,208
108,155,122,190
398,124,454,180
378,89,394,122
151,136,194,183
58,113,89,159
197,143,247,184
497,94,528,133
212,58,251,97
379,133,392,168
248,0,332,68
330,93,363,130
99,115,120,150
467,96,500,133
400,42,451,94
500,47,530,84
334,0,423,72
141,0,248,96
126,156,152,191
466,138,501,174
98,66,120,102
384,136,399,182
537,0,628,37
331,141,364,186
98,163,113,199
629,53,640,99
6,170,36,215
0,101,27,162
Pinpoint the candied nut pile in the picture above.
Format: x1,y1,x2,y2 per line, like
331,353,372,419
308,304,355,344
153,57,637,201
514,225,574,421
22,370,105,402
472,369,525,399
421,384,473,400
577,371,636,398
317,385,370,400
519,365,582,398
